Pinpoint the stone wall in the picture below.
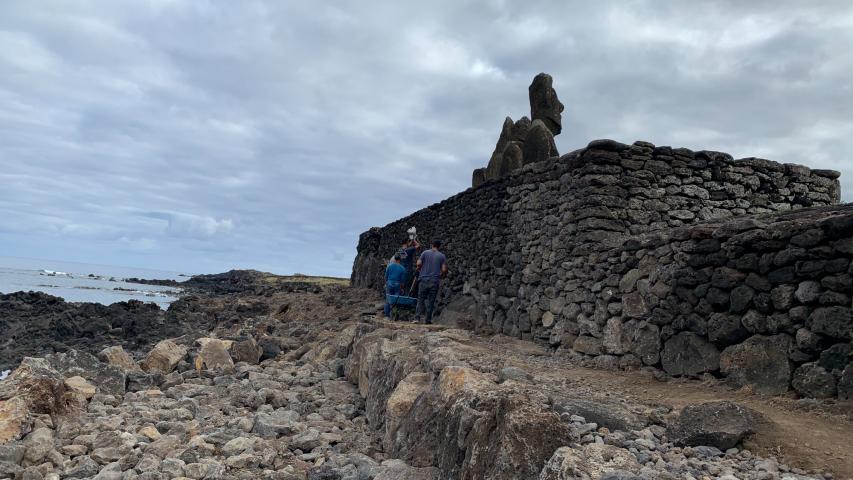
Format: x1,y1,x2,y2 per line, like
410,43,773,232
351,138,848,396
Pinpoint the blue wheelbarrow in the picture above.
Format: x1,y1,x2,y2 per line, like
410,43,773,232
386,294,417,321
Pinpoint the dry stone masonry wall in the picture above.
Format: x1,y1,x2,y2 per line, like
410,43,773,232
352,137,851,398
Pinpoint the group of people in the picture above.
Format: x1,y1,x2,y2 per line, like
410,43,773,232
383,237,448,324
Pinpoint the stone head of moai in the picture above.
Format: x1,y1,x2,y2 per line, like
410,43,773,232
472,73,563,187
529,72,564,135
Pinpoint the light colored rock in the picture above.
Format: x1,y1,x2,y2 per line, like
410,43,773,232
436,366,494,403
22,427,53,464
64,376,96,400
138,425,160,441
222,437,254,456
0,397,30,444
193,338,234,373
141,340,187,374
61,444,87,457
539,444,641,480
384,372,432,450
97,346,141,372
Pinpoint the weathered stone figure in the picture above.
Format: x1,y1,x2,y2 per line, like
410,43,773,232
529,72,564,135
473,73,563,187
522,119,558,165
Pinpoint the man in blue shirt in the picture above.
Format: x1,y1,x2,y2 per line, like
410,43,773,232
415,240,448,324
384,254,406,318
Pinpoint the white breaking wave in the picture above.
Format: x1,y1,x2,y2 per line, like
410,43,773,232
0,370,9,381
41,270,70,276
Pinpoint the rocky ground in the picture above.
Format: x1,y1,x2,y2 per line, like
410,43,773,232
1,273,851,479
0,271,337,372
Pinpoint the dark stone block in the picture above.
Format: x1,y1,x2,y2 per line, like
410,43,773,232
667,401,759,450
587,138,629,152
819,343,852,372
661,332,720,376
708,313,749,345
808,306,853,339
792,362,837,398
720,334,792,395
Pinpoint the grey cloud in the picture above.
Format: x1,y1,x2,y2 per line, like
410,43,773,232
0,1,851,276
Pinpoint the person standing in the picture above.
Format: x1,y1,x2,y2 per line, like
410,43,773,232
415,240,448,324
398,237,420,294
384,254,406,318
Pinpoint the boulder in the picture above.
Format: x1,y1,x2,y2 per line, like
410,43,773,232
64,376,96,401
660,332,720,376
435,295,479,330
551,397,647,431
667,401,760,450
791,362,837,398
252,409,301,438
46,350,126,396
807,306,852,339
573,336,603,356
64,455,100,478
141,339,188,374
22,427,54,464
539,444,640,480
0,444,25,464
290,428,322,451
795,328,826,354
720,335,792,395
708,313,749,345
230,336,263,365
97,346,141,372
0,397,30,444
626,321,660,366
194,339,234,373
528,72,564,136
0,357,68,442
818,343,852,372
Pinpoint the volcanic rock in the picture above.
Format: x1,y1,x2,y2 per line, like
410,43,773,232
720,335,792,395
529,72,564,135
667,401,759,450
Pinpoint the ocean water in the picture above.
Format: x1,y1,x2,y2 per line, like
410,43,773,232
0,256,189,308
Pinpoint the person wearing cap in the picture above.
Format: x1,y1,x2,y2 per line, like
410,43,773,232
384,254,406,318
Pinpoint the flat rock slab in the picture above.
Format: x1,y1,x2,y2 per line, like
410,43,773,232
551,397,647,432
667,401,761,450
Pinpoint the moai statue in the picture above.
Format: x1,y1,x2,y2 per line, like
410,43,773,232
529,72,564,135
485,117,516,181
472,73,564,187
522,119,559,165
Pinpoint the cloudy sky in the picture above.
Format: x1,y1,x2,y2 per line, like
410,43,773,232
1,1,852,277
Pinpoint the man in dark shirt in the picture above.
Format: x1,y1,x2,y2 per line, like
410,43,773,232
398,238,419,294
415,240,448,324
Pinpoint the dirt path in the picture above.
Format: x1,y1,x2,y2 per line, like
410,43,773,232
366,319,853,477
485,334,853,478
